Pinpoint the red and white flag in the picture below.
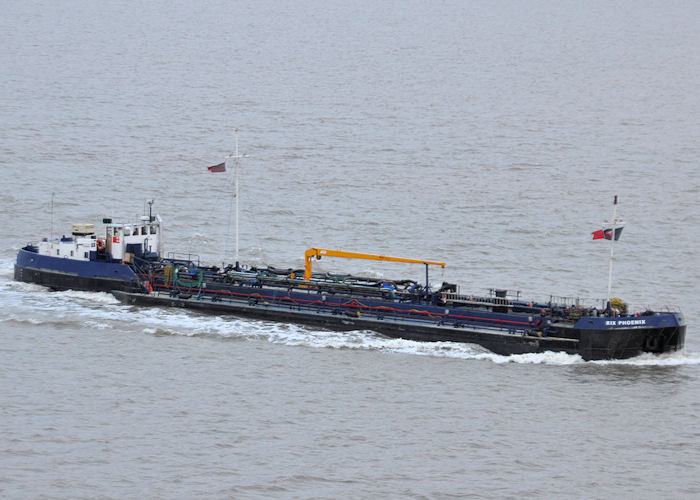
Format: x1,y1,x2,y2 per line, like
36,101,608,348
592,227,624,240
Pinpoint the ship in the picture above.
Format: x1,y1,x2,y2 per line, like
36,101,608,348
14,204,686,361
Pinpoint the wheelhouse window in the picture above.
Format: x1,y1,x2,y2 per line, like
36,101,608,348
150,226,157,235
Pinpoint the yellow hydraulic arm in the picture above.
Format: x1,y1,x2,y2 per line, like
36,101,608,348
304,248,446,282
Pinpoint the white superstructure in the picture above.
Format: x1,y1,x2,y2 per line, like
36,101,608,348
37,226,99,261
35,204,164,263
105,215,163,262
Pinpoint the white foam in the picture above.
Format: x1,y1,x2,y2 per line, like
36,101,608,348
83,321,111,330
144,314,584,365
259,327,589,364
2,279,49,293
474,350,584,365
0,256,16,270
592,350,700,366
0,278,128,329
2,315,48,326
136,308,257,338
54,290,120,304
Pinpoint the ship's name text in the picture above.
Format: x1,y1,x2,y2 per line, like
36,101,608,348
605,319,647,326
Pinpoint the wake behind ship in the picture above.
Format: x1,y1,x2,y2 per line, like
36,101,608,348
14,204,686,361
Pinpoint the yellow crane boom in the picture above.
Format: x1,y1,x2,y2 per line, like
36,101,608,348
304,248,446,283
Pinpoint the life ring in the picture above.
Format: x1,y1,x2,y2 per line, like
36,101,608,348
96,238,105,251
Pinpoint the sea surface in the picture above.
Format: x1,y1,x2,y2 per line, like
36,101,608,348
2,1,700,498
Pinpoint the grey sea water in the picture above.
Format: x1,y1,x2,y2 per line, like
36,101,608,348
1,1,699,498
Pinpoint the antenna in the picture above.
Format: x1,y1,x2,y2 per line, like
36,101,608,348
147,199,154,222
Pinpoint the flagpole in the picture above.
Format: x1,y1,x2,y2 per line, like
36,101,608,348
233,128,240,270
50,192,55,241
606,195,618,309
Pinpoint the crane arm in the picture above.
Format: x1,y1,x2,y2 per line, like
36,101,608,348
304,248,446,281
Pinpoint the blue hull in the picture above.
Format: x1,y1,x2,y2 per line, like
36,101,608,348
14,247,142,292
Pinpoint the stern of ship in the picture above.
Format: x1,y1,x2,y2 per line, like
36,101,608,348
572,313,685,360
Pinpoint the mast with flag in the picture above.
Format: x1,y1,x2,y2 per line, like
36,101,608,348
606,195,618,307
207,128,242,269
591,195,625,310
231,128,241,270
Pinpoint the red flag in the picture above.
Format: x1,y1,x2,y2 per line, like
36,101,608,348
207,162,226,173
592,229,605,240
